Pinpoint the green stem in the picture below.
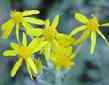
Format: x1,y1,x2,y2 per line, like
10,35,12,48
55,70,62,85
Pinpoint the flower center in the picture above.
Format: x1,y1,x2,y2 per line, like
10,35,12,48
43,26,56,40
11,11,24,23
87,19,99,31
17,46,31,58
54,56,72,69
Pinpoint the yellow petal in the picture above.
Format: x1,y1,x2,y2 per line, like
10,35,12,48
22,22,32,31
45,19,50,28
1,19,14,39
15,24,20,43
3,50,16,56
24,17,44,25
2,19,14,30
51,15,60,29
22,32,27,46
90,32,96,55
69,25,86,36
27,28,43,37
75,13,88,24
97,30,109,47
10,42,19,50
74,30,90,45
43,42,51,58
28,38,47,53
101,23,109,27
11,58,23,77
25,59,33,79
33,59,42,73
22,10,40,16
27,58,37,74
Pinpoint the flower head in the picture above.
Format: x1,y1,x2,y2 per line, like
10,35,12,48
27,15,60,58
51,46,74,70
70,13,109,54
1,10,44,39
3,33,46,79
27,15,76,60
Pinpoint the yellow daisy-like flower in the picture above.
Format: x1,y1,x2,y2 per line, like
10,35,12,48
3,33,46,79
27,15,76,59
1,10,44,39
70,13,109,54
27,15,60,58
51,46,74,70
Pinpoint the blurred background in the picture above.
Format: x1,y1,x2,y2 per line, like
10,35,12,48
0,0,109,85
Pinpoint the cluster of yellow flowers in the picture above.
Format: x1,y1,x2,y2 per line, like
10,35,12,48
1,10,109,79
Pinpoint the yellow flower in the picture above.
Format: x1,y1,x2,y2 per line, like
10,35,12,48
70,13,109,54
1,10,44,39
27,15,60,58
51,46,74,70
3,33,46,79
27,15,76,59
